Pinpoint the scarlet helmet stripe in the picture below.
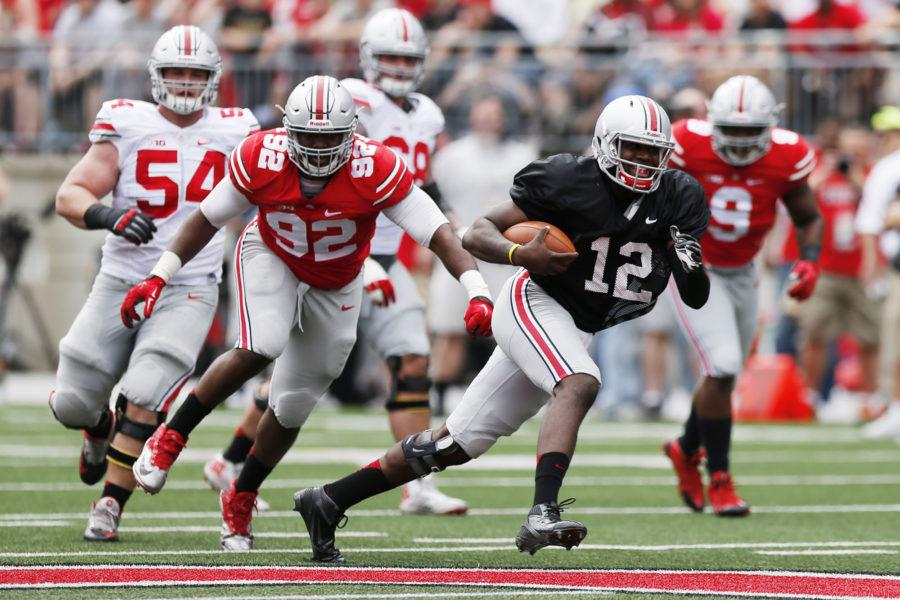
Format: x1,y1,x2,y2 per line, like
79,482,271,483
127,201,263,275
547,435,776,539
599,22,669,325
183,26,192,57
645,98,659,133
737,77,746,112
312,76,327,120
401,13,409,41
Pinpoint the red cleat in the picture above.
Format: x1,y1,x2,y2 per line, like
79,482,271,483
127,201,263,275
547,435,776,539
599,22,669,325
132,424,186,494
220,483,257,551
663,439,706,512
708,471,750,517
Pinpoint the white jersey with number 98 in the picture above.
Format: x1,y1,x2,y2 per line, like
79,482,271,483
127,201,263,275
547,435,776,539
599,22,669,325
89,99,259,284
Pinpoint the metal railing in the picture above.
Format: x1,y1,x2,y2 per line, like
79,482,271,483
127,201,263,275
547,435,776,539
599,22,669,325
1,29,898,153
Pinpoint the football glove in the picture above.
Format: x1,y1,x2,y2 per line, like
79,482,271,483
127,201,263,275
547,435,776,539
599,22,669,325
670,225,703,273
84,204,156,245
787,260,819,301
464,297,493,337
362,257,396,307
121,275,166,328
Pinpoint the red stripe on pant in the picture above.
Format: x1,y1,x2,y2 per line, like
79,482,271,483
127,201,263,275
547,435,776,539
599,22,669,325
512,272,568,380
233,221,254,351
160,369,193,413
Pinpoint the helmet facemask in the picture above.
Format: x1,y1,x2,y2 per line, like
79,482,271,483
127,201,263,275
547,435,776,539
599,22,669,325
150,65,220,115
283,117,358,178
711,124,771,167
594,133,673,193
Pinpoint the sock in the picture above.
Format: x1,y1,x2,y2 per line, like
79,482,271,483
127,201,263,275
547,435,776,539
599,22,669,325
234,454,273,493
85,409,112,439
324,459,394,511
679,406,701,456
101,481,132,509
167,393,212,439
222,427,253,464
533,452,570,506
433,382,447,417
699,417,732,473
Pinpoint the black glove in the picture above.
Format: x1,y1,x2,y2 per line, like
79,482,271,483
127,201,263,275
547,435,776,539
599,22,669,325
83,204,156,245
670,225,702,273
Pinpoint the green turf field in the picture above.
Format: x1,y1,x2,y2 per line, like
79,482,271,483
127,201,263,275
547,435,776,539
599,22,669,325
1,401,899,598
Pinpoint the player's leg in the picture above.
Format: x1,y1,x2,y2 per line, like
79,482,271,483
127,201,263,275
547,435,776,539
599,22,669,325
50,275,135,488
133,226,298,494
363,261,467,514
204,381,267,497
798,274,841,398
667,269,749,515
221,276,362,551
428,259,472,415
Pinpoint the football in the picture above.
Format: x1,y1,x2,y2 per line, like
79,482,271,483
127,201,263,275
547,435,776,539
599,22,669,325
503,220,576,253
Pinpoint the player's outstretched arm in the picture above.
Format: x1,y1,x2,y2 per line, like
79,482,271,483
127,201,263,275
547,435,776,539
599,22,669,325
383,186,493,336
782,182,823,301
667,226,710,309
56,142,157,244
463,201,578,275
120,177,252,328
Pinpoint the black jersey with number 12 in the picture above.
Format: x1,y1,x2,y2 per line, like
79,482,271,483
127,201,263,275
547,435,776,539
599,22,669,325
510,154,710,333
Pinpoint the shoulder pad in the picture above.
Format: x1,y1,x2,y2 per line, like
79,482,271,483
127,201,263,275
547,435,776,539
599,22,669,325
341,78,386,111
409,93,445,133
774,131,817,184
88,98,148,143
347,135,413,206
229,129,289,196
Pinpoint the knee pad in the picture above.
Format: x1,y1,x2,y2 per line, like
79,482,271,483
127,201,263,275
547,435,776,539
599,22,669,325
271,391,317,430
386,356,431,413
48,389,102,430
400,429,467,477
107,395,163,469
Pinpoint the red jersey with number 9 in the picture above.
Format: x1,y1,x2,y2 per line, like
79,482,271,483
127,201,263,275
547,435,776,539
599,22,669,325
671,118,817,268
229,129,414,289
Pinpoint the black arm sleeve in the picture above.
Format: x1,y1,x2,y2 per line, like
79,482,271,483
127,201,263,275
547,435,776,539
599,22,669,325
668,247,710,309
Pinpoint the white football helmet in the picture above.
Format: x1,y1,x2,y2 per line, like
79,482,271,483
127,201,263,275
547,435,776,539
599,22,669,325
282,75,358,178
148,25,222,115
360,8,428,98
592,95,674,194
707,75,783,166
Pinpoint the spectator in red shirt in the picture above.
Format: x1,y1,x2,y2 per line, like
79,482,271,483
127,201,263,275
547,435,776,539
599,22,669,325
797,124,880,404
649,0,725,34
788,0,867,52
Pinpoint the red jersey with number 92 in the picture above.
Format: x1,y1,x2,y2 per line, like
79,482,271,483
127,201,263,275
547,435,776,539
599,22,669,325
671,118,817,268
229,129,414,289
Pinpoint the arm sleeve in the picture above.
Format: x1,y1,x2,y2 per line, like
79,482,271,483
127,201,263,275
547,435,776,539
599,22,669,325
200,177,254,228
382,185,450,248
856,161,898,235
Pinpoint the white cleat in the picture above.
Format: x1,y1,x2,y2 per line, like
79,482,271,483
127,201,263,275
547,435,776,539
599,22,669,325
861,402,900,440
84,497,121,542
204,454,270,511
132,424,186,495
400,475,467,515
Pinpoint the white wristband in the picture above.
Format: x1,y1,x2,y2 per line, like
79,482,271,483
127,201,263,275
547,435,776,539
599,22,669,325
150,250,182,283
459,269,491,301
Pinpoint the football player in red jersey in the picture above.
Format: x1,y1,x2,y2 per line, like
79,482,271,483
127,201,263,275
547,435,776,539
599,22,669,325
118,75,493,551
663,75,823,516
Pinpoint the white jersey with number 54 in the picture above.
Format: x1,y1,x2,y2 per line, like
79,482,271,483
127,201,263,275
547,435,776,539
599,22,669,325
341,78,444,256
89,99,259,285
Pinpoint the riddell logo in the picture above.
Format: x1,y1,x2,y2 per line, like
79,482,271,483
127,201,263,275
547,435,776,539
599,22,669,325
306,120,333,127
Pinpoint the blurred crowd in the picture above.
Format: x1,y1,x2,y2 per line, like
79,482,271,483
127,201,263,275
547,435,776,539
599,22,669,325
2,0,900,152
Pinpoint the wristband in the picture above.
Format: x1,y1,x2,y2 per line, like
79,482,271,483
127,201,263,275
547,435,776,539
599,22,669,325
507,243,522,265
799,244,821,263
150,250,183,283
459,269,491,301
82,203,114,230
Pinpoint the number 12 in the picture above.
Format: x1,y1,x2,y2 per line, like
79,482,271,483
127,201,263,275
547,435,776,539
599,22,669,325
583,237,653,303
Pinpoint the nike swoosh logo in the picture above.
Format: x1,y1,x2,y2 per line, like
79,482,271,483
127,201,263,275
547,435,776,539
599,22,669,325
341,305,354,311
196,139,211,146
645,217,657,224
324,209,342,217
135,463,154,478
187,293,202,300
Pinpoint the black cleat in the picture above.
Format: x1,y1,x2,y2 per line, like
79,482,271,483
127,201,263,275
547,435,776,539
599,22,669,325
79,409,115,486
515,498,587,555
293,486,347,563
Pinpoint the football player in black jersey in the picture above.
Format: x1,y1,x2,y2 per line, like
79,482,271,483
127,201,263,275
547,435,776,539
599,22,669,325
292,95,711,562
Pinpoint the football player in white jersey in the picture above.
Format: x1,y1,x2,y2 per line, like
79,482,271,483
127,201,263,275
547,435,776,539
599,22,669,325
203,8,467,515
50,25,259,542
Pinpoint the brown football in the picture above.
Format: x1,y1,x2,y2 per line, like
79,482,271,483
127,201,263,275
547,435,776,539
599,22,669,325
503,221,576,254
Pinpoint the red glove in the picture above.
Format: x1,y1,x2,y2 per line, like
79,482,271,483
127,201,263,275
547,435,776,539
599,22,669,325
364,279,396,307
121,276,166,328
464,297,493,337
787,260,819,301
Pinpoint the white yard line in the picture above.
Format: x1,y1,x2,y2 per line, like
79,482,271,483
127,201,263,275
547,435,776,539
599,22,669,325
1,503,899,523
6,473,900,492
412,540,900,550
755,550,899,556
